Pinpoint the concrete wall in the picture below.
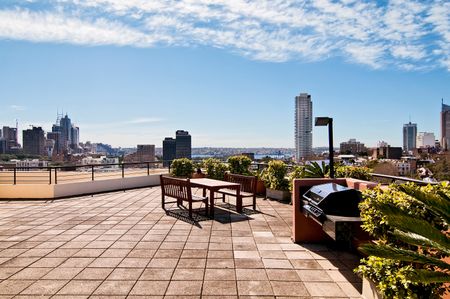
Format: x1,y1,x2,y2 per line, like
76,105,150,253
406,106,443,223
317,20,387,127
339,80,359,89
0,174,161,199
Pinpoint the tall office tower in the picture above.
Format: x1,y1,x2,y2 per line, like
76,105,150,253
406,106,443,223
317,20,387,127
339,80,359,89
47,131,61,154
136,145,155,162
23,126,45,156
2,126,19,151
60,114,72,150
417,132,436,148
295,93,313,161
403,122,417,152
70,126,79,148
441,100,450,151
162,137,176,167
0,138,6,154
175,130,192,159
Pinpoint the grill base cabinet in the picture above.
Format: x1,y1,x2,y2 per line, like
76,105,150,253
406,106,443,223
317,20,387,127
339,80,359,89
291,178,378,244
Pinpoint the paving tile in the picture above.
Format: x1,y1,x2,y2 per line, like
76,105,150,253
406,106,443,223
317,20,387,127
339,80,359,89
206,258,234,269
75,267,114,280
266,269,300,281
304,282,347,297
93,280,135,295
89,257,123,268
129,280,169,295
204,268,236,281
21,279,68,295
172,268,204,280
140,268,174,280
207,250,233,259
42,267,83,280
270,281,309,296
237,280,274,296
57,280,102,295
117,257,149,268
165,280,203,296
0,280,35,295
177,258,206,269
0,267,22,279
235,269,268,281
234,258,264,269
9,267,52,280
202,280,238,296
262,258,293,269
28,257,67,268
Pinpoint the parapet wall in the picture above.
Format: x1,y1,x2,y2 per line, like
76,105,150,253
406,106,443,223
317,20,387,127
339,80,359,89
0,174,161,200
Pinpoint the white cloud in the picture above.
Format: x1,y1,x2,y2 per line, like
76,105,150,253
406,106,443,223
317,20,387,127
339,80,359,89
9,105,26,111
0,0,448,71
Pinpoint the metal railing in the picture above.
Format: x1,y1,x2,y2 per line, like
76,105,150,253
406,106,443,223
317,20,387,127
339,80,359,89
370,173,439,186
0,161,169,185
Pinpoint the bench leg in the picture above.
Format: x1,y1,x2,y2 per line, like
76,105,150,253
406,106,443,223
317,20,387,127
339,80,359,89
205,200,209,216
189,201,193,218
161,195,165,210
253,195,256,210
222,193,225,203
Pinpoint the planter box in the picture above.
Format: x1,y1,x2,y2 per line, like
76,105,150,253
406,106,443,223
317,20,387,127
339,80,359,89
362,277,382,299
266,188,291,201
256,179,266,195
192,173,206,179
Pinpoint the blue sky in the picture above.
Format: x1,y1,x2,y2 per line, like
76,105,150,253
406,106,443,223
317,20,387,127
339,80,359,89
0,0,449,148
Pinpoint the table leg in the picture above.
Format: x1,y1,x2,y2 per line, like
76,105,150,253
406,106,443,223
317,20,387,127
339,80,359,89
236,186,242,213
210,189,215,217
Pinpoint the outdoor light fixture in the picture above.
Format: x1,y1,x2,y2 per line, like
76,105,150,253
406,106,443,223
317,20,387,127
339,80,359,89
315,117,334,178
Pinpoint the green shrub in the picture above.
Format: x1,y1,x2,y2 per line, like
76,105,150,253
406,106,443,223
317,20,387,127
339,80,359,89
288,165,305,191
355,183,449,298
335,166,372,181
227,155,252,175
261,160,289,191
304,161,329,178
203,158,228,180
170,158,194,178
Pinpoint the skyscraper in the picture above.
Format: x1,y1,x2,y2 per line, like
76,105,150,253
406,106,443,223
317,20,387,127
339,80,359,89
2,126,19,152
441,100,450,151
162,137,176,167
295,93,313,161
60,114,72,150
136,145,155,162
403,122,417,152
175,130,192,159
23,126,45,156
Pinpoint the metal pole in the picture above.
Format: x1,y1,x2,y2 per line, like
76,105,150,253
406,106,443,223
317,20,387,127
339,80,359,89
328,119,334,178
147,162,150,176
122,163,125,178
49,168,52,185
92,165,94,181
13,167,16,185
55,168,58,184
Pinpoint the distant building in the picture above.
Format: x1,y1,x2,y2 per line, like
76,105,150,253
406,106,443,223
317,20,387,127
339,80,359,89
81,156,119,167
175,130,192,159
137,145,155,162
441,100,450,151
417,132,436,148
163,137,176,167
295,93,313,161
339,139,366,155
71,126,80,148
0,138,6,154
2,126,19,153
403,122,417,151
377,140,389,148
23,127,46,156
12,159,48,168
45,139,55,157
47,131,61,154
60,114,72,150
373,146,403,160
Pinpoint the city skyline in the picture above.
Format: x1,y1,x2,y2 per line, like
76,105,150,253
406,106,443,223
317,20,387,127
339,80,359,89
0,1,449,148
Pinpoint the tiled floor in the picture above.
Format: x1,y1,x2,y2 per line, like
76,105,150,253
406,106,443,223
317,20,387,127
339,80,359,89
0,187,363,298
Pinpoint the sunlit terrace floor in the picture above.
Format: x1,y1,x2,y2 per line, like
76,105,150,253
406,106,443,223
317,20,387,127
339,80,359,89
0,187,362,298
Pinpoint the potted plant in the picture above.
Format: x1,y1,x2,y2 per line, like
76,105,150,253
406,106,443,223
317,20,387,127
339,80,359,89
253,169,267,195
262,160,290,201
355,183,450,298
335,165,372,181
227,155,252,175
203,158,228,180
170,158,194,178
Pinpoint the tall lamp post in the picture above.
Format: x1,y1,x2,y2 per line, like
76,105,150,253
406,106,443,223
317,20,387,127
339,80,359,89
315,117,334,178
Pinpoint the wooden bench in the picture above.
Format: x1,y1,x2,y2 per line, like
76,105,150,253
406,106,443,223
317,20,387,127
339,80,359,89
160,175,209,218
217,173,257,210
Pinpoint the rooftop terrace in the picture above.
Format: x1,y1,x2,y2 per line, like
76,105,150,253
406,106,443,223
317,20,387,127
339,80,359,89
0,187,362,298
